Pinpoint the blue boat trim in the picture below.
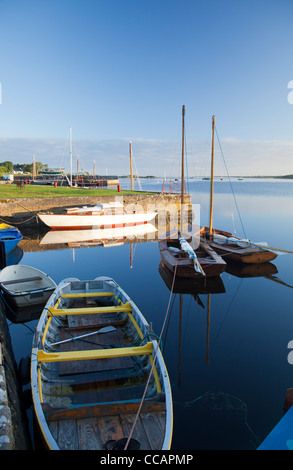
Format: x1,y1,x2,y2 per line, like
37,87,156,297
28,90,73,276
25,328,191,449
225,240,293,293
258,406,293,450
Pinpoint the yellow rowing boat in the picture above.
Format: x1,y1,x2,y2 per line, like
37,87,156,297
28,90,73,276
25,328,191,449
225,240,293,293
31,276,173,450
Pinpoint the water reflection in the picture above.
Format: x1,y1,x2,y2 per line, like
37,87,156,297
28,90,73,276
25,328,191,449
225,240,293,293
39,223,157,248
0,245,23,269
225,260,278,278
1,178,293,450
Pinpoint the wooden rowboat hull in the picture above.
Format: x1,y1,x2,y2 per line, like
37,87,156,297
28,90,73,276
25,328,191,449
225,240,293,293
159,261,226,294
200,227,278,264
31,276,173,450
159,231,226,278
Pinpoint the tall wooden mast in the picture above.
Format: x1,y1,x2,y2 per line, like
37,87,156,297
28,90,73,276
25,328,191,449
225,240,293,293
129,140,133,190
181,105,185,207
209,115,215,237
70,127,72,187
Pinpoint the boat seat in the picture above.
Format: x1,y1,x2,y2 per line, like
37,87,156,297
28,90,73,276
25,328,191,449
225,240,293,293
61,292,114,299
48,302,133,316
1,276,42,286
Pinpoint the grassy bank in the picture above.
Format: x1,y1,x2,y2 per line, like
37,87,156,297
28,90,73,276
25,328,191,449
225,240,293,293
0,184,154,199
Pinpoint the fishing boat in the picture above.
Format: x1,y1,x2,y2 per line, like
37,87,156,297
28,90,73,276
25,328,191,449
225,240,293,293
31,276,173,450
200,116,278,264
159,106,226,278
0,265,57,309
0,224,23,254
159,230,226,278
38,201,157,230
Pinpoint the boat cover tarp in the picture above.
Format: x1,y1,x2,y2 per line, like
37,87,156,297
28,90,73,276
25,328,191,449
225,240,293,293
212,234,284,255
179,237,203,274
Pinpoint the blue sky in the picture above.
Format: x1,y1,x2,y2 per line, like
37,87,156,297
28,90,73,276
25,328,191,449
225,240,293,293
1,0,293,176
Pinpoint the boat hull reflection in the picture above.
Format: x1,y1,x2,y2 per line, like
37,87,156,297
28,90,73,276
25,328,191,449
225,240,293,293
40,223,157,247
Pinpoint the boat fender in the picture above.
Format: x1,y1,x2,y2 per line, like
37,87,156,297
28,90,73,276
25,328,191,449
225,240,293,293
21,388,32,410
17,355,31,385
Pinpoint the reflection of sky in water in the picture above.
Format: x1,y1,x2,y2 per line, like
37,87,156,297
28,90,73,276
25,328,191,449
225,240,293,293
5,179,293,450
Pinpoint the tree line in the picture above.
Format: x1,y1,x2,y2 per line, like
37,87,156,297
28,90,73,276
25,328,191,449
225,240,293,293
0,161,48,175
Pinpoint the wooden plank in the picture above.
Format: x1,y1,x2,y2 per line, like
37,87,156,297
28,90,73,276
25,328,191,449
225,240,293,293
61,292,114,298
141,412,164,450
68,314,127,329
59,328,133,375
67,312,126,329
76,417,103,450
120,413,151,450
44,367,145,394
57,418,78,450
1,276,42,285
37,341,154,364
156,410,166,432
43,400,166,422
48,302,132,316
97,415,124,446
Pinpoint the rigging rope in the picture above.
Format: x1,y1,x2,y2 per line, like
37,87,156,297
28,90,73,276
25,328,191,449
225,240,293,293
184,133,190,195
214,126,247,239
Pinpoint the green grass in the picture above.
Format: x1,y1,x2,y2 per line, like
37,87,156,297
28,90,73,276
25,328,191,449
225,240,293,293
0,184,154,199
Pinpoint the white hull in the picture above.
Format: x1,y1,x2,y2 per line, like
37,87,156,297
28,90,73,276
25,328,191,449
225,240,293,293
38,212,157,229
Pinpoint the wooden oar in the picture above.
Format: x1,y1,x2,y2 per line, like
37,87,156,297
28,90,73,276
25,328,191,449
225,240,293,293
51,326,116,346
250,243,293,254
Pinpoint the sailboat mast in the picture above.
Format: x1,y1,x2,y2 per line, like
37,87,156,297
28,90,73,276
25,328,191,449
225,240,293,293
129,140,133,190
70,127,72,187
209,115,215,237
181,105,185,207
32,154,35,181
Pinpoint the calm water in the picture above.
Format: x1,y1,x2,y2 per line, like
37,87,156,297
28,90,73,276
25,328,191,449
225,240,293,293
4,177,293,450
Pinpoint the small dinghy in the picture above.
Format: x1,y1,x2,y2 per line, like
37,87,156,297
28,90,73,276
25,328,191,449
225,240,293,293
0,224,23,255
31,276,173,450
0,265,57,309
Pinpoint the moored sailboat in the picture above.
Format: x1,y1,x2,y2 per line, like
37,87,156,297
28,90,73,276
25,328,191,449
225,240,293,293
159,106,226,278
200,116,278,264
38,201,157,230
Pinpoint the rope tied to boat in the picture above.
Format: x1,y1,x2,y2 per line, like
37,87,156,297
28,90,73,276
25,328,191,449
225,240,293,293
123,261,179,450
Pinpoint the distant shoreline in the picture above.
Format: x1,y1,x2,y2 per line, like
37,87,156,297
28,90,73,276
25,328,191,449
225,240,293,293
121,175,293,179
